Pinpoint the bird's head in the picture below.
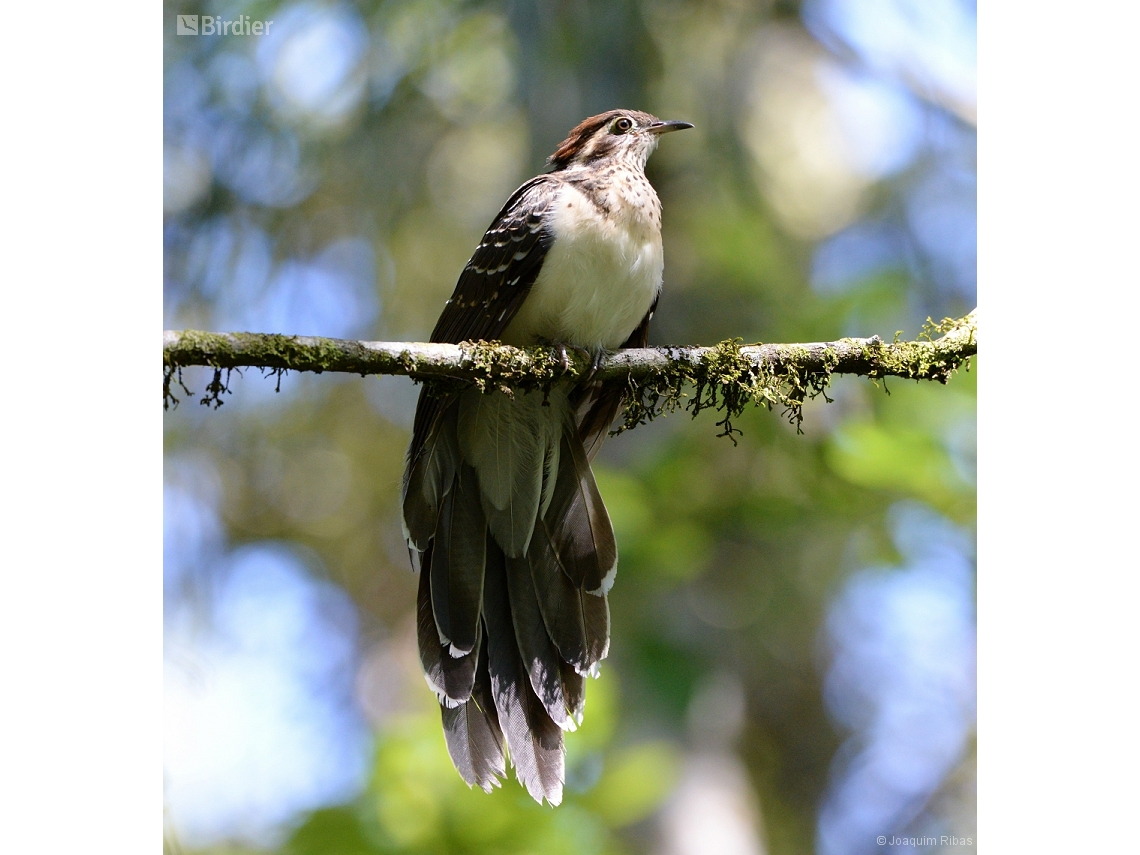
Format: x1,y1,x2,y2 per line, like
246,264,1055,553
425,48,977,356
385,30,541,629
547,110,693,172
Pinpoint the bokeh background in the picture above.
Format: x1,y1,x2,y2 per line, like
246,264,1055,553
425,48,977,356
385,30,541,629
163,1,976,853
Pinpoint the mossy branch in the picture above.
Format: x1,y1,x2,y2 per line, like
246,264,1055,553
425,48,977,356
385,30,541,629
163,310,976,437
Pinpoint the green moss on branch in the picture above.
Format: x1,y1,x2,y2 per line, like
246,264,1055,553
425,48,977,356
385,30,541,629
162,310,977,430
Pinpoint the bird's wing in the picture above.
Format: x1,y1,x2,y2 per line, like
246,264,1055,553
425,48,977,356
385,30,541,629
407,175,561,469
430,174,560,344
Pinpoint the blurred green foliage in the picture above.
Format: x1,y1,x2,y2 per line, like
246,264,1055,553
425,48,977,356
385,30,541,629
273,669,678,855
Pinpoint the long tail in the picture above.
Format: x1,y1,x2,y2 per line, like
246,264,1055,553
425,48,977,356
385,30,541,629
402,385,614,805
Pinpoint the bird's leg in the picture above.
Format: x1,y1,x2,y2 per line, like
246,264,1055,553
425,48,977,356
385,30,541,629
539,338,594,379
584,347,607,384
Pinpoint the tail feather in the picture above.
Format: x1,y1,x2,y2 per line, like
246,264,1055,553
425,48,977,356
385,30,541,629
441,635,506,791
403,404,459,550
456,388,565,557
483,541,565,805
539,420,562,519
416,548,477,706
545,429,618,594
504,548,575,730
431,462,487,656
407,386,614,805
528,517,610,675
559,659,586,726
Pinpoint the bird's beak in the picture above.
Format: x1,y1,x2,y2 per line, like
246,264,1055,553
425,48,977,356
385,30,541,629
645,120,694,135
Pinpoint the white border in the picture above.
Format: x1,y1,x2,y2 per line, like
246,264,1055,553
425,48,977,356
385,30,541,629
2,4,159,851
982,4,1139,850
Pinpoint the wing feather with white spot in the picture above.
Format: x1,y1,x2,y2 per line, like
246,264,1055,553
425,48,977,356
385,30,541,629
430,176,560,345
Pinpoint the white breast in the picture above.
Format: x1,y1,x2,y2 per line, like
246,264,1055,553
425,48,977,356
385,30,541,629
502,181,663,350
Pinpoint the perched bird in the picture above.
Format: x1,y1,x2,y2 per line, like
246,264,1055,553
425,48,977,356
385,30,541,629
402,109,691,805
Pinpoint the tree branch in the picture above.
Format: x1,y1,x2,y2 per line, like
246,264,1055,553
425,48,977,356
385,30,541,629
163,310,976,436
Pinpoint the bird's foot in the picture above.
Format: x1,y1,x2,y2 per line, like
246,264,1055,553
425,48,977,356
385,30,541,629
540,339,599,380
583,348,606,384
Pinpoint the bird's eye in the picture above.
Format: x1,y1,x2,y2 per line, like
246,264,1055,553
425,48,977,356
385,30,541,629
613,117,633,134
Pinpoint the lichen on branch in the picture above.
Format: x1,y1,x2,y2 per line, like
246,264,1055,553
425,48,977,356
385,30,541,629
162,310,977,435
606,313,976,441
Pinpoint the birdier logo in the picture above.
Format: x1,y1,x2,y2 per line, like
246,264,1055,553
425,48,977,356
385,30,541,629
176,14,273,36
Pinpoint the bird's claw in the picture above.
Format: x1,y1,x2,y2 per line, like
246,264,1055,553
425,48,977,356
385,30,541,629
554,342,572,374
543,340,597,380
584,348,606,384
